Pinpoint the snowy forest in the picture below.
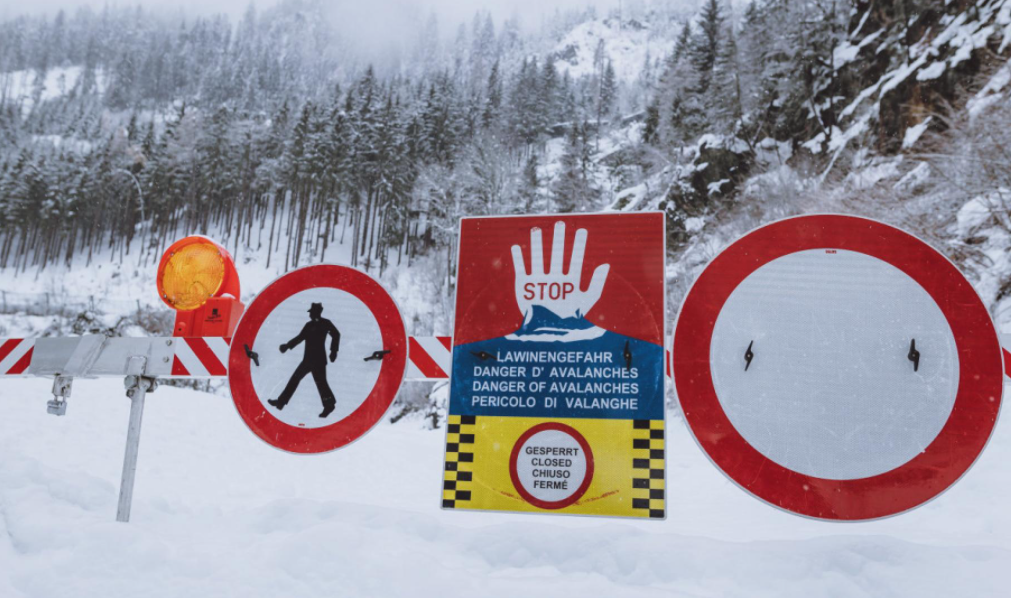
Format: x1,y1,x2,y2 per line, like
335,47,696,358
1,0,1011,333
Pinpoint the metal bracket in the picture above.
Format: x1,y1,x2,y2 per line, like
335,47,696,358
470,350,496,362
364,350,392,362
47,375,73,416
244,344,260,367
124,374,157,398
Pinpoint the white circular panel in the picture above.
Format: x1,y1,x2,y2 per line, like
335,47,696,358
251,288,383,429
710,249,960,480
514,429,589,503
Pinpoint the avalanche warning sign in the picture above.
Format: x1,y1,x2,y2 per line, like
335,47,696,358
442,213,666,519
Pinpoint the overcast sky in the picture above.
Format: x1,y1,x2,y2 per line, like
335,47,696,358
0,0,644,63
0,0,626,25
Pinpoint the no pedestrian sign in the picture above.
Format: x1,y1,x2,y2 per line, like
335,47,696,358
442,212,667,519
228,264,408,454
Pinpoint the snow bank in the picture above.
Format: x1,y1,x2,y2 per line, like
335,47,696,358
0,377,1008,596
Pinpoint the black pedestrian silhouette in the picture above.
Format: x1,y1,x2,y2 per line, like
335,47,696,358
268,302,341,418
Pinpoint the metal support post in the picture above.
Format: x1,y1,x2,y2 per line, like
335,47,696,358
117,357,156,523
48,375,72,416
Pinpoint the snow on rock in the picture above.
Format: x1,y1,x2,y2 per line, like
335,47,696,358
1001,1,1011,53
839,79,883,120
754,137,793,166
833,28,884,68
610,182,648,211
696,133,749,154
902,117,932,149
825,0,1011,156
957,194,999,237
844,157,902,190
879,53,930,97
915,60,947,81
707,178,730,195
893,162,931,191
551,18,673,84
683,216,705,233
949,23,997,68
968,60,1011,119
952,192,1011,326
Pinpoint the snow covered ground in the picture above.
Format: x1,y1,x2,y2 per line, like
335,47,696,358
0,67,104,115
1,377,1008,597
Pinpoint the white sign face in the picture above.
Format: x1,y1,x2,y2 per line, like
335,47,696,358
250,288,383,429
709,249,960,480
513,428,590,504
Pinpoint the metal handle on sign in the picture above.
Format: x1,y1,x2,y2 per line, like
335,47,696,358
908,339,920,372
244,344,260,367
364,350,391,362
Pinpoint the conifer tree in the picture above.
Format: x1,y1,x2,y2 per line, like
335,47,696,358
599,60,618,124
552,121,599,212
691,0,724,95
712,23,743,132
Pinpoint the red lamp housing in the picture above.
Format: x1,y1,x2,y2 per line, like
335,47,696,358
156,236,245,338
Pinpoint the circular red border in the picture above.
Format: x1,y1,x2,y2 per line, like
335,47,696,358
672,215,1003,521
228,265,408,454
508,422,595,510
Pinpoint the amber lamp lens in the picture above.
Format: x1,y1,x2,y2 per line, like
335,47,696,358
159,242,226,311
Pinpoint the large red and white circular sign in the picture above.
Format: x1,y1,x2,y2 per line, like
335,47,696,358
229,264,407,454
672,215,1003,520
509,422,594,509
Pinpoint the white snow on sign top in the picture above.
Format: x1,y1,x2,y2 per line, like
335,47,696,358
551,18,674,84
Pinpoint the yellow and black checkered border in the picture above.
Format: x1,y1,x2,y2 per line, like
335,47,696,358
442,414,477,508
441,415,665,518
630,419,665,518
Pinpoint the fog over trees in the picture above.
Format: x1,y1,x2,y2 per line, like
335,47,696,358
0,0,1006,291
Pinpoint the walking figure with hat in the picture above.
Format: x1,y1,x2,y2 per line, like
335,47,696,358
269,302,341,418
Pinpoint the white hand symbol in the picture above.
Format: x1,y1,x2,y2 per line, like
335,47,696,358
510,221,610,321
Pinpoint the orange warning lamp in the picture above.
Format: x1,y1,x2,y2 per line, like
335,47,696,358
157,236,244,338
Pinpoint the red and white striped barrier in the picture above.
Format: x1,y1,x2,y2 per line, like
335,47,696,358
167,336,454,380
1,336,454,380
407,336,452,381
8,336,1007,380
0,338,34,376
170,337,231,377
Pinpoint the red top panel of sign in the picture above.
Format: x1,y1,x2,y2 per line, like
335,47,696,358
454,213,665,346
